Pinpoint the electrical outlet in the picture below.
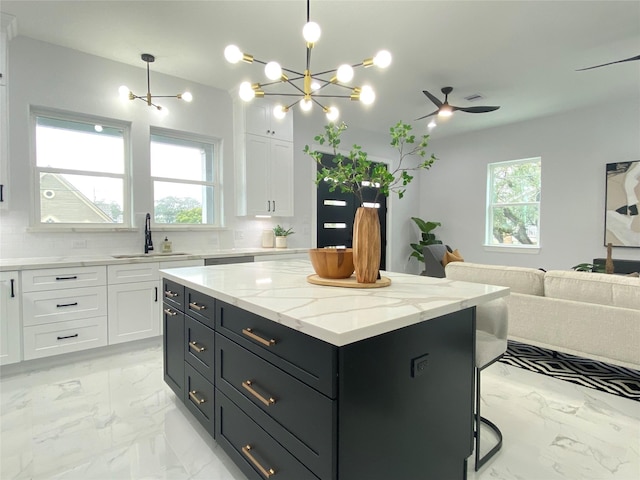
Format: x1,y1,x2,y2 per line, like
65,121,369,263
72,239,87,249
411,354,429,377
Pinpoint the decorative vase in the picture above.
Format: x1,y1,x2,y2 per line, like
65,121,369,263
352,206,381,283
275,236,287,248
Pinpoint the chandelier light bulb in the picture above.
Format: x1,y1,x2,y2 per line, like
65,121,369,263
311,81,321,91
239,81,256,101
300,98,313,112
373,50,392,68
157,106,169,117
181,92,193,102
325,106,339,121
224,45,243,64
302,21,321,43
273,105,287,119
265,61,283,80
359,85,375,105
118,85,130,100
336,64,354,83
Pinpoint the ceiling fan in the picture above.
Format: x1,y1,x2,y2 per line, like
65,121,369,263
576,54,640,71
415,86,500,121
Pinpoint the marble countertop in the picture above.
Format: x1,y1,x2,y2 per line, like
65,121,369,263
0,247,309,271
161,260,510,346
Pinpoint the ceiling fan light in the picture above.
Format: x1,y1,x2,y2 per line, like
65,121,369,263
264,61,282,80
373,50,392,68
303,21,321,44
359,85,375,105
336,64,354,83
224,44,243,64
438,106,453,117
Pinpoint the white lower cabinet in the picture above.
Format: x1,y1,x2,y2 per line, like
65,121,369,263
107,280,160,344
0,271,21,365
21,265,108,360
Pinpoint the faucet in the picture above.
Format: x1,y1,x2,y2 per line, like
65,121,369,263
144,213,154,253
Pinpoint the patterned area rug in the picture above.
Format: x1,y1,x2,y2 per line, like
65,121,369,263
499,341,640,401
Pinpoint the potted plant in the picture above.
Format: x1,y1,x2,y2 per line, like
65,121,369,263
409,217,442,264
304,121,437,283
273,225,294,248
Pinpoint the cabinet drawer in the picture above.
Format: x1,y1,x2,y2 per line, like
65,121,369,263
216,300,337,397
22,266,107,292
186,288,214,328
216,390,319,480
216,334,334,479
185,315,215,379
23,316,108,360
23,286,107,326
162,279,185,312
108,263,159,284
163,305,185,399
185,362,215,438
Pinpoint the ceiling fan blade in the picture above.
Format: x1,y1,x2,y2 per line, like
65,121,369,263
414,109,440,121
422,90,443,108
455,105,500,114
576,54,640,71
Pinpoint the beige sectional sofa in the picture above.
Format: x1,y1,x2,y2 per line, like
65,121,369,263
445,262,640,370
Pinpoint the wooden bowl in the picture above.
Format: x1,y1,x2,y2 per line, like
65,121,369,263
308,248,355,279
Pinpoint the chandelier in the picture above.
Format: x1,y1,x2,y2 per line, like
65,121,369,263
224,0,391,121
119,53,193,113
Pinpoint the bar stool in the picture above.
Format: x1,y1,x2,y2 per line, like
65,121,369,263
474,298,509,471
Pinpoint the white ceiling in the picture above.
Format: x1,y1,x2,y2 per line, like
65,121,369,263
2,0,639,138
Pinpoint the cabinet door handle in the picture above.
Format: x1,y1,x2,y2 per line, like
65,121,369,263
10,278,15,298
189,390,206,405
56,302,78,308
155,286,158,302
189,341,206,353
242,380,276,407
57,334,79,340
242,445,276,478
56,276,78,281
242,328,276,347
189,302,206,311
267,200,271,212
164,290,178,298
0,184,4,202
164,308,177,316
272,200,276,212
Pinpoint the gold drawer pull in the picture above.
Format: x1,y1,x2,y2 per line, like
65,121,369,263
189,302,206,311
242,380,276,407
188,390,206,405
164,290,178,298
189,341,206,353
242,328,276,347
164,308,177,316
242,445,276,478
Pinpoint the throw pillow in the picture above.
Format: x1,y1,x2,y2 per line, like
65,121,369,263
442,249,464,267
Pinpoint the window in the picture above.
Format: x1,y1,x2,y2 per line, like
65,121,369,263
33,110,130,227
150,129,221,227
486,158,541,246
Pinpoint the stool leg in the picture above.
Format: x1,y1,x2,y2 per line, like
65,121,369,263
474,362,504,471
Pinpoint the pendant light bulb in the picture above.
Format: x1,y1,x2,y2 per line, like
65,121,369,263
300,97,313,112
359,85,375,105
265,61,283,81
311,81,321,91
373,50,392,68
325,106,339,121
224,45,243,64
303,21,321,43
239,81,256,102
273,105,288,119
336,64,354,83
119,85,131,100
181,92,193,102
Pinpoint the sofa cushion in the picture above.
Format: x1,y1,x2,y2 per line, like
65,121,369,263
544,270,640,310
445,262,545,295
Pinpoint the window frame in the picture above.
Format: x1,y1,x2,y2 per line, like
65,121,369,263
30,107,132,230
485,157,541,250
149,127,223,229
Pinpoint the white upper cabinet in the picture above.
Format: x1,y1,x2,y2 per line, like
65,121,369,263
244,102,294,142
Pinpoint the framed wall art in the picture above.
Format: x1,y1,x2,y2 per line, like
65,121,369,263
605,160,640,247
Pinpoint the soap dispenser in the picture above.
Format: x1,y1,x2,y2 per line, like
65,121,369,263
162,236,172,253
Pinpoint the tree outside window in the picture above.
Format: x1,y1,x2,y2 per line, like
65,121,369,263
486,158,541,246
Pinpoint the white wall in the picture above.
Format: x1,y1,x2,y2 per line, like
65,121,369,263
421,95,640,270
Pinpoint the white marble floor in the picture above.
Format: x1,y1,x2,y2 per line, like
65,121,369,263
1,339,638,480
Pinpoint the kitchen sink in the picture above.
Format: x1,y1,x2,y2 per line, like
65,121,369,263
111,252,192,259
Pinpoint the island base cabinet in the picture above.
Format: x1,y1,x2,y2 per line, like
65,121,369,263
163,306,185,399
216,390,320,480
336,308,475,480
185,362,215,438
